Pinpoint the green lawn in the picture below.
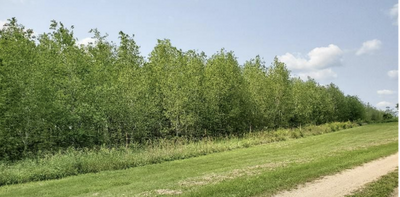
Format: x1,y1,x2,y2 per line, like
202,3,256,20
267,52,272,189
0,122,397,197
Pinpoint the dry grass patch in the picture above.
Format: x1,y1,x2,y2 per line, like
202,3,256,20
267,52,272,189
136,189,182,196
179,159,312,187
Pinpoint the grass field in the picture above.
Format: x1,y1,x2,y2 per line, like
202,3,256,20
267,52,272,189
0,122,397,197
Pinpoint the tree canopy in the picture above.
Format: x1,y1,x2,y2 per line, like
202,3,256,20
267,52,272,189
0,18,388,160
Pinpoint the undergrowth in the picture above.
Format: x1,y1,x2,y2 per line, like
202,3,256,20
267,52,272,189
0,121,357,186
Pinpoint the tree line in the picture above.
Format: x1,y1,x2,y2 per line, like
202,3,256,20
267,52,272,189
0,18,388,160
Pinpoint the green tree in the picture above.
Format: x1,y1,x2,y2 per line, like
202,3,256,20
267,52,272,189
146,39,206,137
326,83,348,122
243,56,269,129
345,96,366,121
265,57,292,128
0,18,38,159
1,18,384,160
203,49,248,135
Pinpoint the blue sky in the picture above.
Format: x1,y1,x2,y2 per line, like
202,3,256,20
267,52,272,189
0,0,398,110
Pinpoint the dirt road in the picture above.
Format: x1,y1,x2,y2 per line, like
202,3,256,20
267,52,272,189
274,153,398,197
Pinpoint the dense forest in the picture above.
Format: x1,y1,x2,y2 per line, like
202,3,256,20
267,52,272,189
0,18,391,160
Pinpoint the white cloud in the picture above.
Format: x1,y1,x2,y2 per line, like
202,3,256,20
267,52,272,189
377,101,392,109
356,39,382,55
389,3,398,25
297,68,338,81
0,20,6,29
377,89,395,95
278,44,343,70
387,70,398,78
77,37,96,46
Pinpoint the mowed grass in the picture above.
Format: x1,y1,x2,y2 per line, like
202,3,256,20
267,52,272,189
0,122,397,197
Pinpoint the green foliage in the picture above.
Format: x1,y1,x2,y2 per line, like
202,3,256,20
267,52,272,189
364,103,384,122
0,122,358,186
202,49,249,135
145,40,205,137
345,96,366,121
265,57,293,128
0,18,386,160
383,113,394,120
243,56,269,129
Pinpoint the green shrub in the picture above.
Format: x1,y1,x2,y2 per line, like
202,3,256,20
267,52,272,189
0,122,359,186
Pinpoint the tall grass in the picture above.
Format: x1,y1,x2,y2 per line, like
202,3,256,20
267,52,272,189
0,121,357,186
